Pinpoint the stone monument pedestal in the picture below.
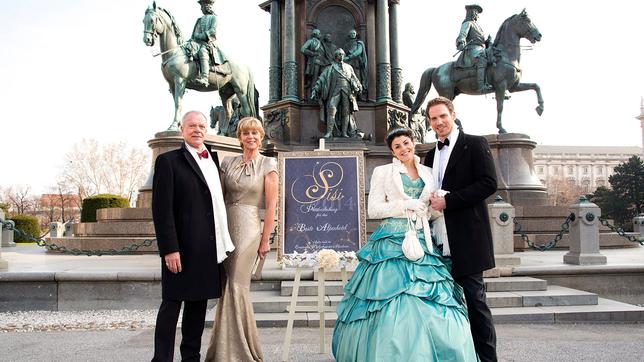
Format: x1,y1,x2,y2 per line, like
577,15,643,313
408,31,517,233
486,133,548,207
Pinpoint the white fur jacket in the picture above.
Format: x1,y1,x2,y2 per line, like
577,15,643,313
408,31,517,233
368,156,437,220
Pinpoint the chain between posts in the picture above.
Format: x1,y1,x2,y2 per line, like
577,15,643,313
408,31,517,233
513,213,575,251
1,220,155,256
598,218,644,245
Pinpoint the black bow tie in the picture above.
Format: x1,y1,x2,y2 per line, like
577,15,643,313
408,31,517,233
437,138,450,150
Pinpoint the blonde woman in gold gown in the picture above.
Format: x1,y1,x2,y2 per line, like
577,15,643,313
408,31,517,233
205,117,278,362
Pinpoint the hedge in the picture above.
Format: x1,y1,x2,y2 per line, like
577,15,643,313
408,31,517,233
81,194,130,222
11,214,41,243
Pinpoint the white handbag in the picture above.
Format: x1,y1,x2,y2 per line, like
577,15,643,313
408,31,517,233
402,211,424,261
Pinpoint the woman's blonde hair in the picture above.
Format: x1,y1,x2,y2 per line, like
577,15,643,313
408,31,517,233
236,117,265,148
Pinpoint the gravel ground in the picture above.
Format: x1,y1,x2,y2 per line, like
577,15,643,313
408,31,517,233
0,310,159,332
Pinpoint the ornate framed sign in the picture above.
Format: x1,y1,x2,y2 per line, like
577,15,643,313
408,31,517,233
277,151,366,262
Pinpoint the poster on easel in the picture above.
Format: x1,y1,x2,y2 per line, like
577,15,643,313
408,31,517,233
277,150,366,263
277,149,365,360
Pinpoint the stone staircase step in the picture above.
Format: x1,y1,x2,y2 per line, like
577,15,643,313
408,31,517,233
484,277,547,292
488,285,597,308
491,298,644,323
281,280,345,296
280,277,550,297
487,292,523,308
511,285,598,307
72,221,155,237
96,208,152,222
205,308,338,328
250,280,282,292
206,298,644,327
250,290,342,313
254,312,339,328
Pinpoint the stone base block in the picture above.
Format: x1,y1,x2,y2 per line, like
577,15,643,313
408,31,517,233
563,253,607,265
0,258,7,271
0,281,58,311
58,281,160,311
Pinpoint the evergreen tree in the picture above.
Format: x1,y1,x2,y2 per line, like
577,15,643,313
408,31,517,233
609,155,644,215
589,155,644,230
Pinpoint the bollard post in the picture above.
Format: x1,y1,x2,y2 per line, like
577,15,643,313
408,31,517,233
0,210,8,270
64,221,74,237
488,195,520,268
1,215,16,248
633,213,644,237
49,222,65,238
564,196,606,265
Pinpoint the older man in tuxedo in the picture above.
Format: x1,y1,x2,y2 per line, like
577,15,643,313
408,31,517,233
424,96,498,362
151,111,234,362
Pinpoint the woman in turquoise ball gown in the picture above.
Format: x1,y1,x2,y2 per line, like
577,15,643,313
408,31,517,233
332,128,479,361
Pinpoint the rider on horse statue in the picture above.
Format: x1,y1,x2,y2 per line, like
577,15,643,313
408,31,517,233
455,4,493,93
189,0,227,87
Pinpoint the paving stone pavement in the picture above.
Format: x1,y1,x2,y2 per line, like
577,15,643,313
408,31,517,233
1,323,643,361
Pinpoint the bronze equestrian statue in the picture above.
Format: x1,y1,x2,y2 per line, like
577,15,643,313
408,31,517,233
411,8,543,134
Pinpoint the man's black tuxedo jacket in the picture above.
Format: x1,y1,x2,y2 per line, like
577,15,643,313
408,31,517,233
424,132,497,278
152,144,222,301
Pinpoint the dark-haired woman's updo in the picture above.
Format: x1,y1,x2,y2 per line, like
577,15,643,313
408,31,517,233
386,128,414,150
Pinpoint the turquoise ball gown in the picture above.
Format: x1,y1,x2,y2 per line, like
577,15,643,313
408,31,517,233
332,174,479,362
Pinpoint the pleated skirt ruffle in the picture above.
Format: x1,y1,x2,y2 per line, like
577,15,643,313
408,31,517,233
332,220,479,362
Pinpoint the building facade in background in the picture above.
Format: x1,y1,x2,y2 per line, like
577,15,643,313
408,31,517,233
533,145,642,199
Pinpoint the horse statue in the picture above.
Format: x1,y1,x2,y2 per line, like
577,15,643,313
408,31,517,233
411,9,542,134
142,2,260,130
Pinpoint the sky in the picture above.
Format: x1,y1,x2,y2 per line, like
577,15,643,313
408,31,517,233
1,0,643,194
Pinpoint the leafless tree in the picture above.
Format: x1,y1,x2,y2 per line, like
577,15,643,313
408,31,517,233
546,177,585,206
60,139,150,205
40,180,82,225
2,185,37,214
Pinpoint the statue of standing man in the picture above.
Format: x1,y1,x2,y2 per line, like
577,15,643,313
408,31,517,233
455,4,493,93
311,48,362,138
345,29,368,101
300,29,325,100
189,0,227,87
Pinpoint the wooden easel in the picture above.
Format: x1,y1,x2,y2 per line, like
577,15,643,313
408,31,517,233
281,265,349,361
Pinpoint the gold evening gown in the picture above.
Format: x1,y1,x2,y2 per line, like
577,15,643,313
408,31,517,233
205,154,277,362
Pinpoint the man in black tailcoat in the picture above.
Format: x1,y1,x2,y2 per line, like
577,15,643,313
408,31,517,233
151,110,233,361
424,96,498,362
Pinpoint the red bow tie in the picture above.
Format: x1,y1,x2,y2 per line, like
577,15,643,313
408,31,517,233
197,150,209,159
